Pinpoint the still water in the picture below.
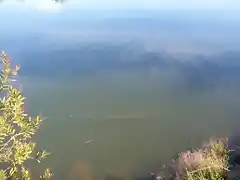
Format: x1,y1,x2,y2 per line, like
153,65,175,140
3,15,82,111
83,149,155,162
18,70,240,180
1,3,240,179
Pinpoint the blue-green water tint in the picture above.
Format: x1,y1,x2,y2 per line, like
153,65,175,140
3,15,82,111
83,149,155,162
17,70,240,179
1,4,240,179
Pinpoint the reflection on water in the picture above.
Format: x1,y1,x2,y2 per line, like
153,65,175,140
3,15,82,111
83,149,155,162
1,3,240,179
17,71,240,179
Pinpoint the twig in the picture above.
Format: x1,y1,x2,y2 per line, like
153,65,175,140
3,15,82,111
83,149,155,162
0,133,23,152
188,164,229,174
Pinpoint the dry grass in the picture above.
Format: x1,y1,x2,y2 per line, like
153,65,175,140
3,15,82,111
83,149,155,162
173,139,229,180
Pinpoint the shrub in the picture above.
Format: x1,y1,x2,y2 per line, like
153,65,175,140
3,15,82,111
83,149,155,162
0,51,52,180
174,139,229,180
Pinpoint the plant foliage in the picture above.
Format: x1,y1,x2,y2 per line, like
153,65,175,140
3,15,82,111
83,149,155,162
175,139,229,180
0,51,52,180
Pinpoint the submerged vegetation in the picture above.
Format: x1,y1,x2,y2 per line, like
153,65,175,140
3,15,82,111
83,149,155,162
0,52,51,179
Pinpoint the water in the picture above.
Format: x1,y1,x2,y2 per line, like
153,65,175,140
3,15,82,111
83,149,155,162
1,3,240,179
17,70,240,179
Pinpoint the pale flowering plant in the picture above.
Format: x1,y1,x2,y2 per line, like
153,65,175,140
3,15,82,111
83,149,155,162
174,139,229,180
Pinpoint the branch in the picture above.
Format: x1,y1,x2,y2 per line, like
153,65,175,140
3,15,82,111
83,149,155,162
0,133,23,152
188,164,229,174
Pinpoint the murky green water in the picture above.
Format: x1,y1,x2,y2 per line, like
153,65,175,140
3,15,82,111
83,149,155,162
18,71,240,179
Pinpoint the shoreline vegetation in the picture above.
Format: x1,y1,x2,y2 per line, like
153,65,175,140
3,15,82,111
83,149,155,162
0,52,51,180
143,136,240,180
155,138,229,180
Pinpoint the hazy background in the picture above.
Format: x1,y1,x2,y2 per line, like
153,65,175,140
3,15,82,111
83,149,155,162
1,0,240,179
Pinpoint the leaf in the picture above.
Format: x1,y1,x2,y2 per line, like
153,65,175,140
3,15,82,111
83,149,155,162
36,150,50,163
40,169,52,180
0,169,6,180
10,167,17,176
21,167,30,180
0,51,51,178
42,151,51,158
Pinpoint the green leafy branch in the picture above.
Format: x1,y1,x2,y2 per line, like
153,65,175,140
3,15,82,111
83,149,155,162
0,51,52,180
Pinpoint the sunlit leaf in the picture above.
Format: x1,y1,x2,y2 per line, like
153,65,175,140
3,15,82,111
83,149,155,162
0,51,51,179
